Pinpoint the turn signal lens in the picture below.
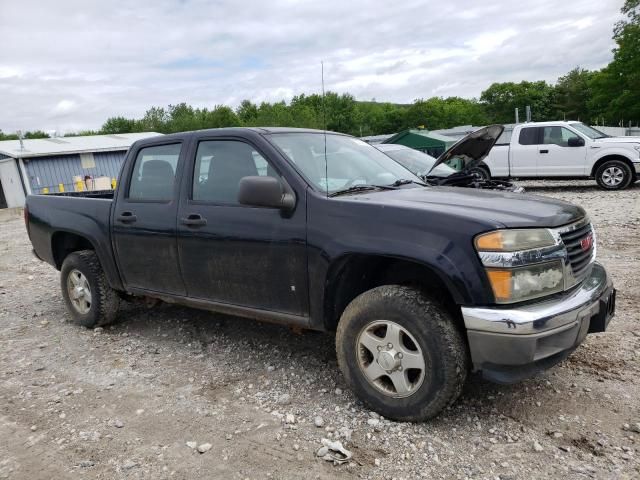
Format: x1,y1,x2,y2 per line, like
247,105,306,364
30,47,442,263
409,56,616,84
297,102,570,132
486,269,512,301
475,231,504,250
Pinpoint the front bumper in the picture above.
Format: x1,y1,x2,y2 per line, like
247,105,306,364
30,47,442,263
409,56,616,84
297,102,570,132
462,262,615,383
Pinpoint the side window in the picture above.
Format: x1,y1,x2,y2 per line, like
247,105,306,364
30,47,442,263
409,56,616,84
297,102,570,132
542,127,581,147
518,127,540,145
193,140,279,204
128,143,181,202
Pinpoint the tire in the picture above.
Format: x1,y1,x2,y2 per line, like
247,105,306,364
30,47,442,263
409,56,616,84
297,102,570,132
336,285,468,421
469,165,491,181
595,160,633,190
60,250,120,328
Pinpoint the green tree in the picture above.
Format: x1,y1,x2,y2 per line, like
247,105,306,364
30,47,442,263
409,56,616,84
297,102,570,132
404,97,487,130
0,130,19,140
101,116,137,134
589,0,640,124
236,100,259,125
480,81,556,123
139,106,170,132
553,68,595,121
201,105,241,128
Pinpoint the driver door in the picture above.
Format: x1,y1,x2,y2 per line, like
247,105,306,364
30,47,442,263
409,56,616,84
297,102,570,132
536,126,587,176
176,137,308,315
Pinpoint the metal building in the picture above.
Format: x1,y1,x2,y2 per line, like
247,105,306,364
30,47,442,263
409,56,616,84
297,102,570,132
0,132,161,208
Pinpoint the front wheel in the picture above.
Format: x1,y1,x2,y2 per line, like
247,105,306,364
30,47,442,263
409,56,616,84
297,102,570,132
336,285,468,421
595,160,633,190
469,165,491,181
60,250,120,328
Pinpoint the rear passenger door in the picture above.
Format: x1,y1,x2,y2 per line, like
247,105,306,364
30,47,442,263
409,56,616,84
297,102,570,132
509,127,540,176
112,140,187,295
176,137,308,315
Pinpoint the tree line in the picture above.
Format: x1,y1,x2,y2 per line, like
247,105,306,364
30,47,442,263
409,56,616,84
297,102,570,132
1,0,637,141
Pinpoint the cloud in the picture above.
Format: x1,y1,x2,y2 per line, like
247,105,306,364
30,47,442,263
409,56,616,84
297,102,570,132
0,0,623,133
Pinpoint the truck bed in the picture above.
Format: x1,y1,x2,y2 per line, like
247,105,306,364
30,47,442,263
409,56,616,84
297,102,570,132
26,193,121,289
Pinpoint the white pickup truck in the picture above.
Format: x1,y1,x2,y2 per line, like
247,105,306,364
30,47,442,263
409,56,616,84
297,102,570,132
478,121,640,190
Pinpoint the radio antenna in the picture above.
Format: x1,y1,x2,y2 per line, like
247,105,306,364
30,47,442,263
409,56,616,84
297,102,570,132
321,61,328,197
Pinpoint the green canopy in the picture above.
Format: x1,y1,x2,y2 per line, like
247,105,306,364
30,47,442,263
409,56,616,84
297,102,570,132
383,129,457,157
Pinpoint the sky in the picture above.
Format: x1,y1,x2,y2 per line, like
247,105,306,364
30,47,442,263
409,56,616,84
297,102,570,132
0,0,623,134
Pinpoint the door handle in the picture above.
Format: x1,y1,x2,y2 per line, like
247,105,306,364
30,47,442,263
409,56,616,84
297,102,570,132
181,214,207,227
539,149,549,154
117,211,137,223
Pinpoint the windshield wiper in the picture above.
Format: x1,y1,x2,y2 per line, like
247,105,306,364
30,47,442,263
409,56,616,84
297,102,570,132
390,178,427,187
329,184,397,198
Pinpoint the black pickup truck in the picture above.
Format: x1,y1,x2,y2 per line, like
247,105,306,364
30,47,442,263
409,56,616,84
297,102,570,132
25,126,616,421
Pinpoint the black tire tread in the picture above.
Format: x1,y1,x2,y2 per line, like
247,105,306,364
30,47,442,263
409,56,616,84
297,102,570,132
595,160,632,190
336,285,468,421
61,250,119,328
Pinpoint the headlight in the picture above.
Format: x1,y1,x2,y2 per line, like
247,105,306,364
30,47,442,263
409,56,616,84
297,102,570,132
485,261,564,303
475,229,564,303
475,229,556,251
634,145,640,156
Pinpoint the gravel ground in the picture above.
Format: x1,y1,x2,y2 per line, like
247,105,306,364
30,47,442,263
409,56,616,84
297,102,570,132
1,181,639,479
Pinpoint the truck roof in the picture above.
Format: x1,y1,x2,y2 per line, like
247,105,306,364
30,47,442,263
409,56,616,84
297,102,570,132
513,121,583,128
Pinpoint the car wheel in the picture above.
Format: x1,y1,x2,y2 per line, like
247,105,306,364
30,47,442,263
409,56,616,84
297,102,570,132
470,165,491,181
336,285,468,421
60,250,120,328
595,160,633,190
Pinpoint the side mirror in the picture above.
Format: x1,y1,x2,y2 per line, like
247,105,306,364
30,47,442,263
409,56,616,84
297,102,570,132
238,176,295,210
568,136,585,147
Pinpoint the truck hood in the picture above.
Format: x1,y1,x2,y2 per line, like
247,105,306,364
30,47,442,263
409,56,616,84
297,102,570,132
348,186,585,228
429,125,504,174
593,136,640,144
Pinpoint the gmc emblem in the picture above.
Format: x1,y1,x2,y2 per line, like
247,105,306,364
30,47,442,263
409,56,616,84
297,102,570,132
581,234,594,252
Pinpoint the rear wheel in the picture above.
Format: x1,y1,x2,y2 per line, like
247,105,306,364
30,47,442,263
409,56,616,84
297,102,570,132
595,160,633,190
60,250,120,328
336,285,468,421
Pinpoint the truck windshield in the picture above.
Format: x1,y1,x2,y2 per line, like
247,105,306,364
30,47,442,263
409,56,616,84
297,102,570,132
268,133,423,194
570,122,609,139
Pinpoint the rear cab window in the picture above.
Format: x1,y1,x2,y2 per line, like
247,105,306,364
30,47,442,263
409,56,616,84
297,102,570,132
128,144,182,202
518,127,540,145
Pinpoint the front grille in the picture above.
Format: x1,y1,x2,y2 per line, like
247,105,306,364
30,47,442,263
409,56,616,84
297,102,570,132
559,222,594,279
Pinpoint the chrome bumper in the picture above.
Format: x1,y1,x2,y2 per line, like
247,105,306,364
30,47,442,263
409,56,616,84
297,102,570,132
462,262,615,383
633,162,640,174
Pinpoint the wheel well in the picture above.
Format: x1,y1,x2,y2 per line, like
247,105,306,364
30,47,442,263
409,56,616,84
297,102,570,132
51,232,95,269
324,255,460,332
591,155,635,178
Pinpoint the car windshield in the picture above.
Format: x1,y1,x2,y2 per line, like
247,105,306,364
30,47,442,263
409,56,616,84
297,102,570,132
382,148,457,177
268,133,423,194
570,122,609,139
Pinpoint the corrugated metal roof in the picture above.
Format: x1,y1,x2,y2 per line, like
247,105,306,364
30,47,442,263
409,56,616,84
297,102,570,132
0,132,163,159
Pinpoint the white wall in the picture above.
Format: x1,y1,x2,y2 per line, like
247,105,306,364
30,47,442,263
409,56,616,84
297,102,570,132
594,126,630,137
0,158,26,208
